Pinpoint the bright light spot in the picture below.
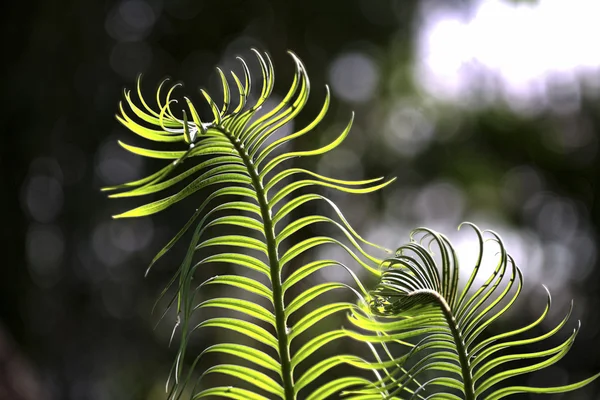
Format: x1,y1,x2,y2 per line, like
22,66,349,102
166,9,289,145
501,165,544,211
412,181,465,226
95,138,144,185
109,219,154,252
105,0,155,42
92,222,129,266
524,193,581,241
119,0,155,31
27,224,65,287
329,52,379,103
542,242,574,286
383,103,435,157
540,116,597,156
415,0,600,112
22,175,64,223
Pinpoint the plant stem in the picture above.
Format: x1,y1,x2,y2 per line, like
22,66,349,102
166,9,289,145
437,295,475,400
224,130,296,400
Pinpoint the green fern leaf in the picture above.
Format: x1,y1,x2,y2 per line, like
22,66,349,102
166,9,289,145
106,49,395,399
347,223,600,399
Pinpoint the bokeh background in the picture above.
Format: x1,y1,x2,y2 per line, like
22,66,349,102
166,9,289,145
2,0,600,398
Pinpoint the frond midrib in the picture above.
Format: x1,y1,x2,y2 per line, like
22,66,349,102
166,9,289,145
217,125,295,400
416,289,476,400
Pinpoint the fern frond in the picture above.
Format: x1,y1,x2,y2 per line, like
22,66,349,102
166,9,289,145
106,49,395,399
347,223,600,399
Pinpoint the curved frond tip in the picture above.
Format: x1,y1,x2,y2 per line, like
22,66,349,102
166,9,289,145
347,222,599,399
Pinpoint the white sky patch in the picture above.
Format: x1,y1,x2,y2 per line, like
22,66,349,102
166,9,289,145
415,0,600,111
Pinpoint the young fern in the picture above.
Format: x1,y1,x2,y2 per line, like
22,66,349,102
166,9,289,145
104,50,395,399
347,223,600,399
104,48,598,399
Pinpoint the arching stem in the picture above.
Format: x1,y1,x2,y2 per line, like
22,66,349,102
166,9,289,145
223,128,296,399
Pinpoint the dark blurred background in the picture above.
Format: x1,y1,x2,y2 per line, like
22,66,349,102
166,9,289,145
2,0,600,398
